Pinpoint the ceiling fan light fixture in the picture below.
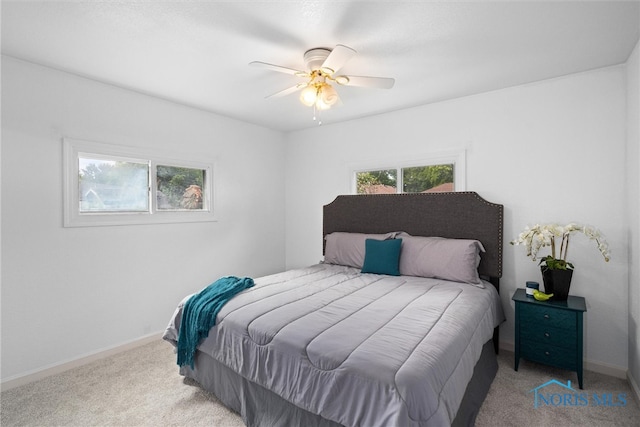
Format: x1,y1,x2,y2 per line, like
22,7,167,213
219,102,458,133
319,84,338,107
299,82,338,110
299,85,319,107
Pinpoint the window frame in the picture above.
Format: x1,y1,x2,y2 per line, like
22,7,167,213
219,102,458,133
350,149,466,194
63,138,216,227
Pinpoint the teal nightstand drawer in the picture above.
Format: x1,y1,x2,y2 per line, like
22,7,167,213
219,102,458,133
519,303,577,330
520,325,576,349
521,341,577,370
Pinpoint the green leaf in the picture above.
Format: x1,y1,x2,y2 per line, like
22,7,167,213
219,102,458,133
539,256,574,270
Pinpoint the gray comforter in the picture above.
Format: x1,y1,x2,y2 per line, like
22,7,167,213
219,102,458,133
164,263,504,427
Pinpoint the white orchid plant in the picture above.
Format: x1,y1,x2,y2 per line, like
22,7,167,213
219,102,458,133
511,223,610,270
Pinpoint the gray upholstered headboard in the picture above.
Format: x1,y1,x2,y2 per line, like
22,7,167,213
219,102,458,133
323,191,503,281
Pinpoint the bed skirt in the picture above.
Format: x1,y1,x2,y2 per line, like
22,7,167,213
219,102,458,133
179,339,498,427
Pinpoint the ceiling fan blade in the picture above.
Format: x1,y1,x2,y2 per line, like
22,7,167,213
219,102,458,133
320,44,357,74
265,84,306,99
249,61,307,77
336,75,395,89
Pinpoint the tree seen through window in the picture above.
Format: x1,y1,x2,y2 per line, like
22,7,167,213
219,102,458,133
356,164,454,194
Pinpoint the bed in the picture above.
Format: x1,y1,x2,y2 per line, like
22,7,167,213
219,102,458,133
164,191,504,427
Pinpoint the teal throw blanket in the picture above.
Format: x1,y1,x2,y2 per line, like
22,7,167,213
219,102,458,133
177,276,254,368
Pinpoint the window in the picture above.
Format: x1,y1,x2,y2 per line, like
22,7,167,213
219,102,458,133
64,138,215,227
352,150,465,195
79,156,150,213
356,169,398,194
156,165,206,211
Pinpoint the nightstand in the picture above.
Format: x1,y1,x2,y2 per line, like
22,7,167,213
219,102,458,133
512,288,587,389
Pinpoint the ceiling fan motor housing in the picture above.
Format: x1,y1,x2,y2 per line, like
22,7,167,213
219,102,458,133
303,48,331,72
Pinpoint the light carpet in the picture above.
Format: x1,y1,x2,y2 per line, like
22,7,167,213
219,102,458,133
1,338,638,426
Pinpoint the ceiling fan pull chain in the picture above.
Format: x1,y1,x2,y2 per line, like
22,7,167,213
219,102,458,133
312,104,323,125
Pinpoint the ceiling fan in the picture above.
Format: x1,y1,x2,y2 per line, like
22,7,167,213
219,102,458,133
249,45,395,117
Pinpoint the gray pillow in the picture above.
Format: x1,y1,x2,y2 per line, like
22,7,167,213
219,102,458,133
324,232,399,269
397,232,485,286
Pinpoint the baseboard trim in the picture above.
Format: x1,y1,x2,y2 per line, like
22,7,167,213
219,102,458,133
499,340,628,379
627,371,640,405
584,359,628,379
1,331,164,392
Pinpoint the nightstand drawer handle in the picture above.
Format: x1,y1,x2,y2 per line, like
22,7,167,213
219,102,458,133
545,351,550,356
544,332,550,338
543,314,550,319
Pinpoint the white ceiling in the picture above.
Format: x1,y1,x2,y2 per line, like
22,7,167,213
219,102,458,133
2,1,639,132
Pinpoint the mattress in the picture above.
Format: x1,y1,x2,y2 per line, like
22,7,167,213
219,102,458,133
164,263,504,427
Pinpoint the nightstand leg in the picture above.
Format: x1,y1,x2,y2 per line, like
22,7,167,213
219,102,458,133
514,304,520,371
578,371,583,390
577,313,584,389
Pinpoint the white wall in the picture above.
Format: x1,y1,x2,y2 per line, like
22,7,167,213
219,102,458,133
1,56,286,381
285,66,629,371
627,38,640,391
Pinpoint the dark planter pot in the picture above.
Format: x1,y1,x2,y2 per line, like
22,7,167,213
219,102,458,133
541,267,574,301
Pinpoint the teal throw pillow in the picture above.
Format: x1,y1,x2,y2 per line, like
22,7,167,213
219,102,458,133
361,238,402,276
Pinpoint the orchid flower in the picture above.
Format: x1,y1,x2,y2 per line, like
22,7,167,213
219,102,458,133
511,222,610,266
